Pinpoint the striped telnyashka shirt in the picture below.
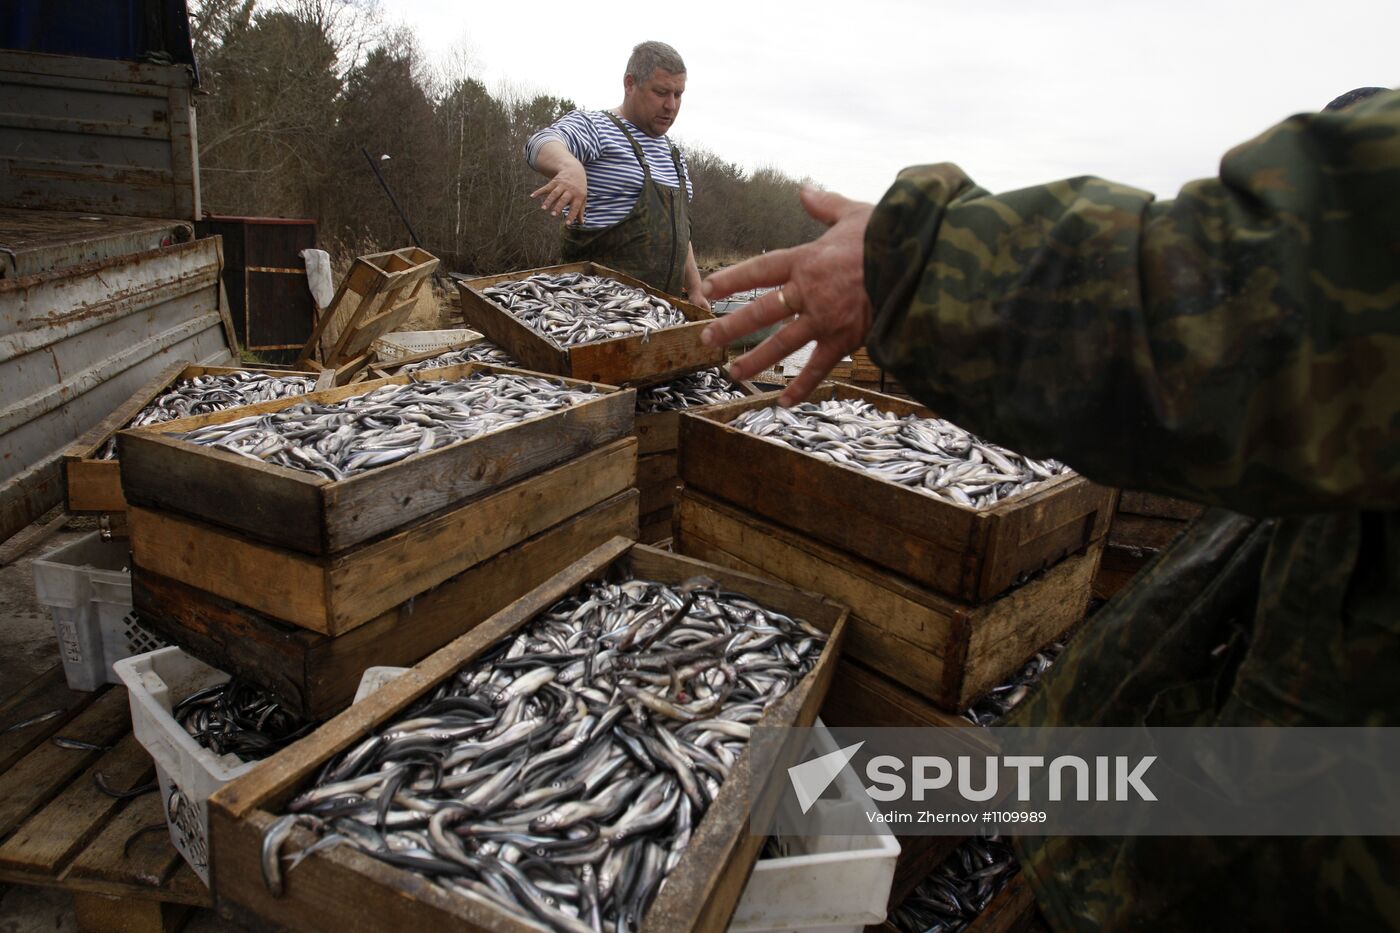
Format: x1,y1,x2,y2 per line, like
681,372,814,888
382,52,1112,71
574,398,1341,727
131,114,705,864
525,110,693,230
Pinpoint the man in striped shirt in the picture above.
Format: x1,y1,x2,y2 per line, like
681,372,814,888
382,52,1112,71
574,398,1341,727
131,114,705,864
525,41,707,307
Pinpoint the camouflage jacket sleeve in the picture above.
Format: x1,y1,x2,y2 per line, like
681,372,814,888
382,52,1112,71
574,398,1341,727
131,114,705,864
864,92,1400,515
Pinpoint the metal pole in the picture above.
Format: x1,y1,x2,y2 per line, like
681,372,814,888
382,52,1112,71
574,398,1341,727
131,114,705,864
361,146,424,248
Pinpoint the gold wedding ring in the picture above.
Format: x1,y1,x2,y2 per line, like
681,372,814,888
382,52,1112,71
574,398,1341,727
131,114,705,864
776,286,790,312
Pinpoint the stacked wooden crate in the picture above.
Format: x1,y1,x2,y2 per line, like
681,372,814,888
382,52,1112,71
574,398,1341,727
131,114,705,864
674,383,1116,717
116,362,639,719
457,261,729,545
1094,491,1205,599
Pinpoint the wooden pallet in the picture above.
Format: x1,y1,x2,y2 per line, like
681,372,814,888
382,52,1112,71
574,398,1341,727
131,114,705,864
298,247,439,370
210,538,849,933
458,262,723,387
0,666,211,933
676,489,1103,710
679,384,1116,604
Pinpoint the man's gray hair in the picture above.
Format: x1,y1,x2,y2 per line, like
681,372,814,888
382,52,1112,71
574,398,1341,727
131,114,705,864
626,41,685,82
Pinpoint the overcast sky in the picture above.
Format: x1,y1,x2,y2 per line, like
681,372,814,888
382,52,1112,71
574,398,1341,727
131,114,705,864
382,0,1396,204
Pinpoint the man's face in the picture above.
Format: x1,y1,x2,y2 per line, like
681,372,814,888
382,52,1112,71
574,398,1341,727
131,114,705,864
624,68,686,136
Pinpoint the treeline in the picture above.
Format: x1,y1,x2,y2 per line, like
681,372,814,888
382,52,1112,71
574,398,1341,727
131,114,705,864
191,0,825,273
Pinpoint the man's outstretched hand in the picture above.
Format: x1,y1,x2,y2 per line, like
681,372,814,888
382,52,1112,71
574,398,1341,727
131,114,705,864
700,187,875,407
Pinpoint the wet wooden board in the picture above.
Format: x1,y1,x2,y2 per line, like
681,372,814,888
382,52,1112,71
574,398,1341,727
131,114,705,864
210,538,848,933
118,362,635,554
134,490,641,719
676,490,1102,710
679,384,1116,603
0,671,212,929
128,437,637,634
0,664,100,773
458,261,723,387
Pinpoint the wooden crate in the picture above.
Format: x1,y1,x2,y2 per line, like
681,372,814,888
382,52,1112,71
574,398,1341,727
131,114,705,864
676,490,1100,710
209,537,848,933
61,363,331,514
117,362,634,555
128,437,637,635
877,871,1040,933
457,261,724,387
298,246,439,369
634,377,759,456
1094,491,1205,600
639,505,674,546
679,384,1116,603
639,449,680,516
134,490,640,719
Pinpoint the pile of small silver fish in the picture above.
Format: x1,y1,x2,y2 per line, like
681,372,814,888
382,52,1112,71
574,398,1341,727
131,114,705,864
171,372,597,481
890,836,1019,933
99,371,319,459
962,642,1064,727
635,368,747,413
729,399,1069,509
262,574,827,931
174,678,316,761
483,272,687,348
399,340,519,373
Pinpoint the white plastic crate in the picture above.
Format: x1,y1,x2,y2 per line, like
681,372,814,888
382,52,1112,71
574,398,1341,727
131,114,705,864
352,665,409,703
730,719,901,933
371,328,482,362
114,647,257,887
31,532,165,691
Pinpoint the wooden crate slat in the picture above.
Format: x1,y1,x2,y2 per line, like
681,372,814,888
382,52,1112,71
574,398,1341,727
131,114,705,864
209,538,847,932
0,664,99,774
135,490,640,719
0,687,131,841
67,789,182,889
0,731,153,875
1117,491,1204,521
128,437,637,634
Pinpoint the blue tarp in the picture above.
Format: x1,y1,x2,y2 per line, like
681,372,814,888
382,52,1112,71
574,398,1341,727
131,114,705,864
0,0,194,68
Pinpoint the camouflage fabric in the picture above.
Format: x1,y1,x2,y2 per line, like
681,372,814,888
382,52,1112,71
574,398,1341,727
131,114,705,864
864,91,1400,930
560,112,691,296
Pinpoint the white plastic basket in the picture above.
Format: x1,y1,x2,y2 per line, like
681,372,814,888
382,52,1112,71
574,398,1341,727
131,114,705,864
730,719,901,932
352,665,410,703
372,328,482,362
114,647,257,887
31,532,165,691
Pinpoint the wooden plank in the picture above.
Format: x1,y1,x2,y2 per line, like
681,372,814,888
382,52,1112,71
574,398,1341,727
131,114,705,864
128,438,637,634
135,490,641,719
459,261,723,387
0,506,68,567
820,659,969,730
1093,543,1153,601
0,732,153,875
73,892,193,933
67,789,182,889
963,873,1038,933
676,491,1099,709
0,688,132,842
1118,491,1204,521
209,538,846,933
119,362,635,554
1108,512,1191,552
0,664,99,774
639,507,673,545
679,383,1115,602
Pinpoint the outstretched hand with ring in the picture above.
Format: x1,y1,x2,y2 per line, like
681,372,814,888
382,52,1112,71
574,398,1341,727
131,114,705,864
700,187,875,407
